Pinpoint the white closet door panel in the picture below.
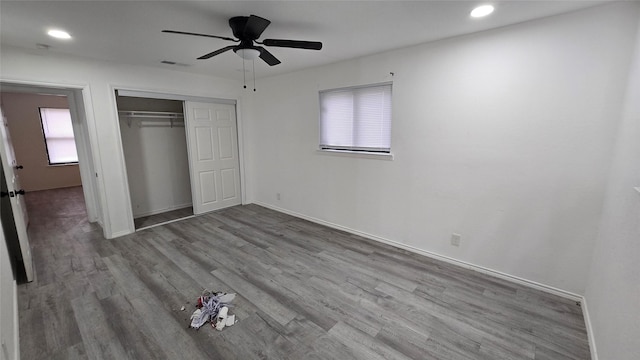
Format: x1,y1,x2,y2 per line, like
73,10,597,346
185,101,241,214
199,171,217,204
220,168,238,200
218,127,234,159
195,127,214,161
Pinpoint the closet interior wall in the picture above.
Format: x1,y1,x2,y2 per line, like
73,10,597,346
116,95,192,220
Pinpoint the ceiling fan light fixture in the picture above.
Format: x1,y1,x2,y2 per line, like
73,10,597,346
235,48,260,60
47,29,71,39
470,5,494,18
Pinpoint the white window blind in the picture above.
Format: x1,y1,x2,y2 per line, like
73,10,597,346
320,83,392,153
39,108,79,164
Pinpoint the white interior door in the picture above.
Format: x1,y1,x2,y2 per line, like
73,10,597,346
0,107,33,281
185,101,241,214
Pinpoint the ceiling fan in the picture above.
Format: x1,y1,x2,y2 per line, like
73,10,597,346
163,15,323,66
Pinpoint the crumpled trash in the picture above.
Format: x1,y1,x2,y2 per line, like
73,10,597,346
215,306,229,330
189,290,237,330
216,305,240,331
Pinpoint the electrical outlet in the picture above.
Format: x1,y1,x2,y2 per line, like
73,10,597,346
276,193,281,201
451,233,461,247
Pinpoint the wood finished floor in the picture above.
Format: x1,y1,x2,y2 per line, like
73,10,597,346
19,186,591,359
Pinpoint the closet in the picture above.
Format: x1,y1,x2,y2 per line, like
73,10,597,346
116,92,242,230
117,95,193,228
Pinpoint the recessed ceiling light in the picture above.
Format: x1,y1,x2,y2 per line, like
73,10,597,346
470,5,495,18
47,29,71,39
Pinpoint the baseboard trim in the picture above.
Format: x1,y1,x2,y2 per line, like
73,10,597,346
109,229,132,239
581,296,599,360
254,201,583,302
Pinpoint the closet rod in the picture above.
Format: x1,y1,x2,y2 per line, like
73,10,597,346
118,111,184,119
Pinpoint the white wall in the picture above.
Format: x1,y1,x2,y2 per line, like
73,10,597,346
0,47,243,237
247,2,639,295
584,10,640,360
0,220,19,360
117,97,191,218
0,92,83,191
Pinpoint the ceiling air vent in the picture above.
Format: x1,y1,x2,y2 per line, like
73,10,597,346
161,60,190,66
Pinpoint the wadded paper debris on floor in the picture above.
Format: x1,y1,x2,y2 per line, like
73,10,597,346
188,290,238,331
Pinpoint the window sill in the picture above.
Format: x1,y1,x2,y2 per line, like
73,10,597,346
316,149,394,160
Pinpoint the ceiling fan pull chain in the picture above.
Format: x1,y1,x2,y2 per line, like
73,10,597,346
253,60,256,91
243,58,247,89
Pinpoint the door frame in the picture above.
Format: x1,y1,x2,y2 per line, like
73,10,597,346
111,86,247,234
0,80,104,230
0,218,21,360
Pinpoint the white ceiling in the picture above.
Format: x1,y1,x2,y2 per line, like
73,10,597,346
0,1,610,80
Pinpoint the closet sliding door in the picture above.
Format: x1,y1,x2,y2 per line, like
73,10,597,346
185,101,241,214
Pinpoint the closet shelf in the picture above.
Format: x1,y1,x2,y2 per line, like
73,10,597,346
118,111,184,119
118,111,185,128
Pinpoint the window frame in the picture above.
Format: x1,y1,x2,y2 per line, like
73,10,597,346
318,82,393,158
38,107,79,166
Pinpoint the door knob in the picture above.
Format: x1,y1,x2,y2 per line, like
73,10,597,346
15,165,24,170
16,189,25,195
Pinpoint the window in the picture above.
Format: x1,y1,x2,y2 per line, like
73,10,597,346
319,83,392,154
39,108,79,165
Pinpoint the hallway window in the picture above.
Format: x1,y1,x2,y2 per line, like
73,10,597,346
39,108,79,165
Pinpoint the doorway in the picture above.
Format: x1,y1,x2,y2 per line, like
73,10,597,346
0,82,100,282
116,95,193,229
0,83,99,222
115,90,242,230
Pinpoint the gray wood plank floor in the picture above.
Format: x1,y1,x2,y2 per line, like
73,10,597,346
19,186,591,359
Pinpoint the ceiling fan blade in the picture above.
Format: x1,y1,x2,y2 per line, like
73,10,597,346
197,45,236,59
243,15,271,40
162,30,237,42
262,39,322,50
258,47,281,66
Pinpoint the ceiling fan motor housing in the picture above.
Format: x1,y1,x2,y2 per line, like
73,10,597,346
230,15,271,41
229,16,251,39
